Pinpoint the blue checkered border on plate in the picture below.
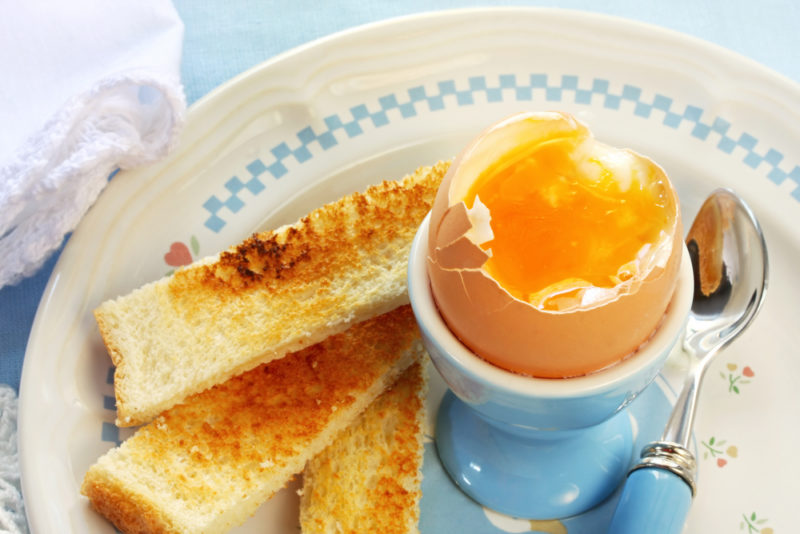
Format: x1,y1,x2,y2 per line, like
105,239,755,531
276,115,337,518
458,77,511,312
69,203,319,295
197,72,800,235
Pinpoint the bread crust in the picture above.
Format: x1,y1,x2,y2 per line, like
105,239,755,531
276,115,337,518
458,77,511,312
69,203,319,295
82,472,180,534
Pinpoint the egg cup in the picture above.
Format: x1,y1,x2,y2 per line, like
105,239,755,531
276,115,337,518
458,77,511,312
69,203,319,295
408,214,694,519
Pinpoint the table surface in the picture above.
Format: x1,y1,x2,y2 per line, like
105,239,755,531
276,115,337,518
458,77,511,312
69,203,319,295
2,0,800,392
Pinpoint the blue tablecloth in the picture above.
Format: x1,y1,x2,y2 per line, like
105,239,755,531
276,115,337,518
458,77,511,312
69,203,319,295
2,0,799,393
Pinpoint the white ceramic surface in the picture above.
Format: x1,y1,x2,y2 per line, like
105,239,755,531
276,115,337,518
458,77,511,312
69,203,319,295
19,8,800,534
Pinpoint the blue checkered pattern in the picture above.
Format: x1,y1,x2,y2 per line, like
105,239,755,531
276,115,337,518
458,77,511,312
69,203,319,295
101,366,121,445
197,73,798,230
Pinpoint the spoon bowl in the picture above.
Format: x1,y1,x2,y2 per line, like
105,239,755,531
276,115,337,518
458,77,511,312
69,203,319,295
683,189,769,349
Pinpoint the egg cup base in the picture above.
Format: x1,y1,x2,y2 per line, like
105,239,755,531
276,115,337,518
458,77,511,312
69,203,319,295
435,390,633,519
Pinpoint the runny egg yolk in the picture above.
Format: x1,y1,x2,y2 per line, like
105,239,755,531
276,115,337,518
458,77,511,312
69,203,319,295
463,135,671,311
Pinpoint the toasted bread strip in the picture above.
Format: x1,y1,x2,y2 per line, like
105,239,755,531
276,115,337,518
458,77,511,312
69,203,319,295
95,161,449,426
300,361,427,534
82,306,425,534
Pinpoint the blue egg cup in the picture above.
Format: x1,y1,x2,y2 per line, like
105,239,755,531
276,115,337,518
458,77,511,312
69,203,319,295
408,214,694,520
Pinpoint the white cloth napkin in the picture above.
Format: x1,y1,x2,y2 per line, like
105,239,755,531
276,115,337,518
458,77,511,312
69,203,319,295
0,387,24,534
0,0,186,289
0,2,185,531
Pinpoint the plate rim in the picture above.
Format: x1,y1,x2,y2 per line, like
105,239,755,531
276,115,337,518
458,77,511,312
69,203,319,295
191,6,800,118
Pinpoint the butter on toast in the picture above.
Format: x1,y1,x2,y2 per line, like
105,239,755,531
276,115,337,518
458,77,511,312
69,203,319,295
81,306,425,534
95,161,449,427
300,361,427,534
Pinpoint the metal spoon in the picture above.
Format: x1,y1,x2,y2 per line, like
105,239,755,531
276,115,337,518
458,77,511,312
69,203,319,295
607,188,768,534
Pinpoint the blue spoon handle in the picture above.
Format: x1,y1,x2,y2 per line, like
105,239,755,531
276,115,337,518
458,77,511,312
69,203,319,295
607,467,693,534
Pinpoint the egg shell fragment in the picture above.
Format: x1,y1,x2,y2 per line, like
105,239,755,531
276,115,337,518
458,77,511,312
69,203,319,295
426,111,683,378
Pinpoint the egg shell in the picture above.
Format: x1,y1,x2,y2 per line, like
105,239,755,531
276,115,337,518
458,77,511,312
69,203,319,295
433,203,492,269
426,111,683,378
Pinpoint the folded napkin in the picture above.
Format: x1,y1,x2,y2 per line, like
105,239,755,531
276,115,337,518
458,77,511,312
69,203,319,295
0,0,186,289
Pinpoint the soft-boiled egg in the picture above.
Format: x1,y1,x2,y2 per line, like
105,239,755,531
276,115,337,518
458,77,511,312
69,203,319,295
426,111,682,378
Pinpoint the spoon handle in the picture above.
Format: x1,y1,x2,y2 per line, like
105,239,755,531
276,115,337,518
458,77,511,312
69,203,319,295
607,467,692,534
661,347,714,448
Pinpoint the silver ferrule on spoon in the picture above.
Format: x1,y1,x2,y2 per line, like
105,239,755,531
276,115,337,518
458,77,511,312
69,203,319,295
629,441,697,496
627,330,722,495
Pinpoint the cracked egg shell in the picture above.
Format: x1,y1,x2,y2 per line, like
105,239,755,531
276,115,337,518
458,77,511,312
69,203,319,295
427,111,683,378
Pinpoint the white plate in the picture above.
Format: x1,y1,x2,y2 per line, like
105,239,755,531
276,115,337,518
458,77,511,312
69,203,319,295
19,7,800,533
